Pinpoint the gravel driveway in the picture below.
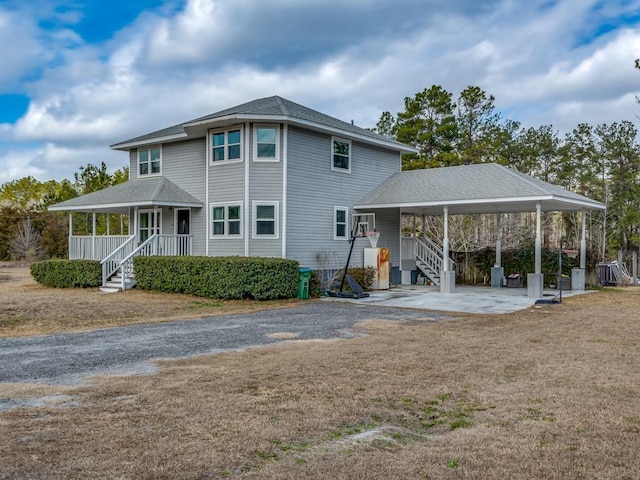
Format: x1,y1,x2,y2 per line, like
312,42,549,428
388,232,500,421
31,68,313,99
0,302,443,386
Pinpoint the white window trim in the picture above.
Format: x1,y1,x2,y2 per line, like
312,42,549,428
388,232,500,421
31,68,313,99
137,145,162,177
209,201,243,239
334,206,349,240
253,124,280,162
331,136,351,173
252,201,279,239
209,126,244,165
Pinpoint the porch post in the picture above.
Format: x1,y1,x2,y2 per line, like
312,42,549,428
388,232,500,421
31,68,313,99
68,213,72,236
422,214,426,241
134,207,138,242
442,207,449,271
491,212,504,287
441,206,455,293
535,203,542,274
120,215,124,235
572,210,588,291
412,215,417,238
92,211,96,260
106,213,110,236
527,202,544,298
580,210,587,269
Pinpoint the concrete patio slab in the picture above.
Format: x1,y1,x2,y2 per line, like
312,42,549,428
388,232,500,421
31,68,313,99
322,285,592,314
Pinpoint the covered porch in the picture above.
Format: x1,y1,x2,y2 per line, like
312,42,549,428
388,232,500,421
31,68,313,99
355,164,606,298
49,177,203,291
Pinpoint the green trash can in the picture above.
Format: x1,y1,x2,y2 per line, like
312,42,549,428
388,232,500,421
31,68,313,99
297,268,313,299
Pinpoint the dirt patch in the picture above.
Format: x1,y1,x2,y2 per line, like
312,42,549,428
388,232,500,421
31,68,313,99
0,265,300,337
1,287,640,478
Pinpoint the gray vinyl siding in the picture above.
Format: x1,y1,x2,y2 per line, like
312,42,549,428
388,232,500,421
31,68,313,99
162,139,207,255
208,141,246,256
286,126,401,269
248,124,283,258
129,150,137,180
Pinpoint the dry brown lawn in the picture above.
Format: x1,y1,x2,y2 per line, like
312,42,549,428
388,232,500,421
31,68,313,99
1,264,640,479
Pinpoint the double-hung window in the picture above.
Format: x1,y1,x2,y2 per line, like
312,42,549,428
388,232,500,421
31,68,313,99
253,125,279,161
139,146,161,176
210,202,242,237
334,207,349,240
211,128,242,163
331,137,351,173
252,201,279,238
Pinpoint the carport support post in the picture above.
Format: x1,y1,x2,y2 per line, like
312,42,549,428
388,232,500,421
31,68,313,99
491,212,504,288
441,206,455,294
528,202,544,298
572,210,587,291
92,211,96,260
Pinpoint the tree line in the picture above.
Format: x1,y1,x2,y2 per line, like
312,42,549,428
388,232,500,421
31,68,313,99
0,163,128,260
374,84,640,258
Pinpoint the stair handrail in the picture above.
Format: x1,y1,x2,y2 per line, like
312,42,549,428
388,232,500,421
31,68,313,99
415,237,456,277
100,235,137,286
116,234,159,290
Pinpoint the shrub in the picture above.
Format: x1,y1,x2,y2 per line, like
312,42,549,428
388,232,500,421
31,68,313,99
30,259,102,288
134,256,299,300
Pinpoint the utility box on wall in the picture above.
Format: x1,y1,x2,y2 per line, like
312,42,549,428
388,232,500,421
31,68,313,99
364,247,390,290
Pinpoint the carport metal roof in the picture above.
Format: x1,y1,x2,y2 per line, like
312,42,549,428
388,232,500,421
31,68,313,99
354,163,605,215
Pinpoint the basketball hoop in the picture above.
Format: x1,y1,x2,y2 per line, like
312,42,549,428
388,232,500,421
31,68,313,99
364,231,380,248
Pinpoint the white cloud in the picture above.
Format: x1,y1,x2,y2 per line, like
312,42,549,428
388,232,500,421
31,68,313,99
2,0,640,185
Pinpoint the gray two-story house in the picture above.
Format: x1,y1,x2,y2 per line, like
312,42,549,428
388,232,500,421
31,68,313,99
50,96,416,289
51,95,605,295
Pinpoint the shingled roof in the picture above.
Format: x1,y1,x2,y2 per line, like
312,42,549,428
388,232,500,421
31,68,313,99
354,163,606,215
110,96,415,152
49,177,202,213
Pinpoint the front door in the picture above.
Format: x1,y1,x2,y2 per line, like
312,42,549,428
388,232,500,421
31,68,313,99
175,209,190,255
139,210,161,243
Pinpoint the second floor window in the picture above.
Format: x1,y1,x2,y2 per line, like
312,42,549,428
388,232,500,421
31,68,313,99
211,129,242,163
139,147,161,176
254,125,279,161
331,137,351,173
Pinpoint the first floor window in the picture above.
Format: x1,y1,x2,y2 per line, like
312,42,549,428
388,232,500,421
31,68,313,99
253,201,278,238
211,203,242,237
139,210,161,242
335,207,348,239
139,146,161,175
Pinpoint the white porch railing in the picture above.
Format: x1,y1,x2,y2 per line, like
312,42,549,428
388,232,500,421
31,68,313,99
402,236,455,284
69,235,131,260
100,235,138,287
98,234,193,290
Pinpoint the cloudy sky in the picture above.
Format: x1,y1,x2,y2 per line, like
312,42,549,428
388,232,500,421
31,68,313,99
1,0,639,185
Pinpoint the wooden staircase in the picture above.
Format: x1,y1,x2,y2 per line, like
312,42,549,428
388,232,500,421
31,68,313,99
100,269,136,293
414,237,455,286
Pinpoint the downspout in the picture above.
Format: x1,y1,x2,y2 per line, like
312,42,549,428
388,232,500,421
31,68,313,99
244,122,250,256
206,131,210,256
282,123,288,259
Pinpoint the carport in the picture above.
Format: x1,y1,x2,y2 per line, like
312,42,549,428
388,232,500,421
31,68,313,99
354,163,606,298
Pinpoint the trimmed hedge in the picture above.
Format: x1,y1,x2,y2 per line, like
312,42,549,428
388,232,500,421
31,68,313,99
134,256,299,300
30,259,102,288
